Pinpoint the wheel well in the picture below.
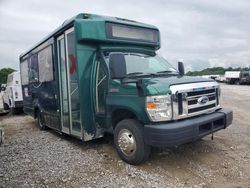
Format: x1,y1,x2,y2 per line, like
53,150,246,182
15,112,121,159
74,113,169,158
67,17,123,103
112,109,137,128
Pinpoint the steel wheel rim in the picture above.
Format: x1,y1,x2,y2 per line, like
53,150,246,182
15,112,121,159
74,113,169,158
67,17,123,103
117,129,136,157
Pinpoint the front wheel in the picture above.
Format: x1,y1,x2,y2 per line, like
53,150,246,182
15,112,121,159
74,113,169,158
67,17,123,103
114,119,151,165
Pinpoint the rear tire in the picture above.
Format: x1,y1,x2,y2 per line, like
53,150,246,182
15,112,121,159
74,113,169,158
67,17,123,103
114,119,151,165
3,103,9,110
37,111,47,130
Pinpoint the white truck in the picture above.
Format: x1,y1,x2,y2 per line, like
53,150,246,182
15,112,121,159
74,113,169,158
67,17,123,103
1,71,23,114
225,71,241,85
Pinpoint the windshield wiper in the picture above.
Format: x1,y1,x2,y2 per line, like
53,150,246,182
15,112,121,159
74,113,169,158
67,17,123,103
156,70,178,74
127,72,144,76
126,72,157,78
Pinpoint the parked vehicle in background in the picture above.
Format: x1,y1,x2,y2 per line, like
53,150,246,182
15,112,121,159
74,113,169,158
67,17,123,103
0,83,6,96
19,13,233,165
201,75,219,81
215,75,226,83
239,71,250,85
1,72,23,114
225,71,241,84
0,84,5,110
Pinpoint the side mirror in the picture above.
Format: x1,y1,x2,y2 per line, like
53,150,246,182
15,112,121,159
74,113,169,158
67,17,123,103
178,61,185,76
109,52,127,79
1,87,6,91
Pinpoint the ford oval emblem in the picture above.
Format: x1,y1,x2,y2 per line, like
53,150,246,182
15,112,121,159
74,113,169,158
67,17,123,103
197,96,209,105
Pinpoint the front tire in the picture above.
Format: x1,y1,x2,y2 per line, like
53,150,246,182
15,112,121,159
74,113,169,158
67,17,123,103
114,119,151,165
3,103,9,110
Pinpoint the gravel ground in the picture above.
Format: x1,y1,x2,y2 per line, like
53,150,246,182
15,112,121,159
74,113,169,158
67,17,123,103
0,84,250,188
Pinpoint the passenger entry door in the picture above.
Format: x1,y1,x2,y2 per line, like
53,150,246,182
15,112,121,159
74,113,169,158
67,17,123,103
57,28,82,138
57,35,70,134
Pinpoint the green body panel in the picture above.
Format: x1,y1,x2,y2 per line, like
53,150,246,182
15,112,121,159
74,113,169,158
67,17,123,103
74,13,160,49
142,76,212,95
107,80,148,121
75,19,107,42
75,44,97,137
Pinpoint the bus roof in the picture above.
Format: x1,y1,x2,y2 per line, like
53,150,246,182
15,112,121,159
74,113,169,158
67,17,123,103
20,13,160,59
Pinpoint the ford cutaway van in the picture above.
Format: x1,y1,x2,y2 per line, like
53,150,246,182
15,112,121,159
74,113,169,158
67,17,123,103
20,13,233,164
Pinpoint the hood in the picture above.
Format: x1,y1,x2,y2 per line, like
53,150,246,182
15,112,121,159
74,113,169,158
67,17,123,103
143,76,214,95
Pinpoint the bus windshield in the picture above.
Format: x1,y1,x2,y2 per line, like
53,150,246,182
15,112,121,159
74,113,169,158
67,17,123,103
105,53,178,76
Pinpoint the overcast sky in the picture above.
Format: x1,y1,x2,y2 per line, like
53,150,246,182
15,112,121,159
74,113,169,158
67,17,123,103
0,0,250,71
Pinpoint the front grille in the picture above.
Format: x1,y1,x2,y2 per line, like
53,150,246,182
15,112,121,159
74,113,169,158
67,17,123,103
187,88,215,97
186,88,217,115
170,82,220,120
188,95,216,105
188,103,216,113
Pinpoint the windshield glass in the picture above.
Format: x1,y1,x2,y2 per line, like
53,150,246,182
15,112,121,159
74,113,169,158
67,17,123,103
105,53,177,75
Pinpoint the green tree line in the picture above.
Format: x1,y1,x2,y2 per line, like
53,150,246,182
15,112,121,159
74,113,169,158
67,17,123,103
0,68,16,84
186,67,250,76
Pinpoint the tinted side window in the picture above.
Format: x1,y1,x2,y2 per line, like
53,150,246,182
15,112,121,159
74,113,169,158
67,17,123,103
38,45,53,82
28,54,39,82
20,60,29,85
96,61,107,113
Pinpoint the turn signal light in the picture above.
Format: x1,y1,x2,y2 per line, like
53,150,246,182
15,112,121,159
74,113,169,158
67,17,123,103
146,103,157,109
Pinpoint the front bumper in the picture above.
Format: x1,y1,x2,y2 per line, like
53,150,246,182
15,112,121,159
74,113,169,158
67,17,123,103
144,108,233,147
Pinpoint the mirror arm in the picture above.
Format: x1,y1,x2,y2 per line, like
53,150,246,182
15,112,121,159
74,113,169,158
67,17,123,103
136,79,145,96
121,78,145,96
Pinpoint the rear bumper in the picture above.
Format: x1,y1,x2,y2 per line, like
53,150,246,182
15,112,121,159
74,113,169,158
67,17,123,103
144,108,233,147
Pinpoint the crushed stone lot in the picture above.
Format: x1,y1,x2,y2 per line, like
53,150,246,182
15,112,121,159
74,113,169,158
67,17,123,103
0,84,250,188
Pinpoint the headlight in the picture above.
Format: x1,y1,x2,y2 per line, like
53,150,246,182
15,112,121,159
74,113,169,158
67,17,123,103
146,95,172,122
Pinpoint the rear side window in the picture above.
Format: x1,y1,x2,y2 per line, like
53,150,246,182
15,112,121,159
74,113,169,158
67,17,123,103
20,61,29,85
38,45,53,82
28,54,39,82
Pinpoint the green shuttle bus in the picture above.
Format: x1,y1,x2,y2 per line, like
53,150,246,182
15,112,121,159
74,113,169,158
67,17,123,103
20,13,233,164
